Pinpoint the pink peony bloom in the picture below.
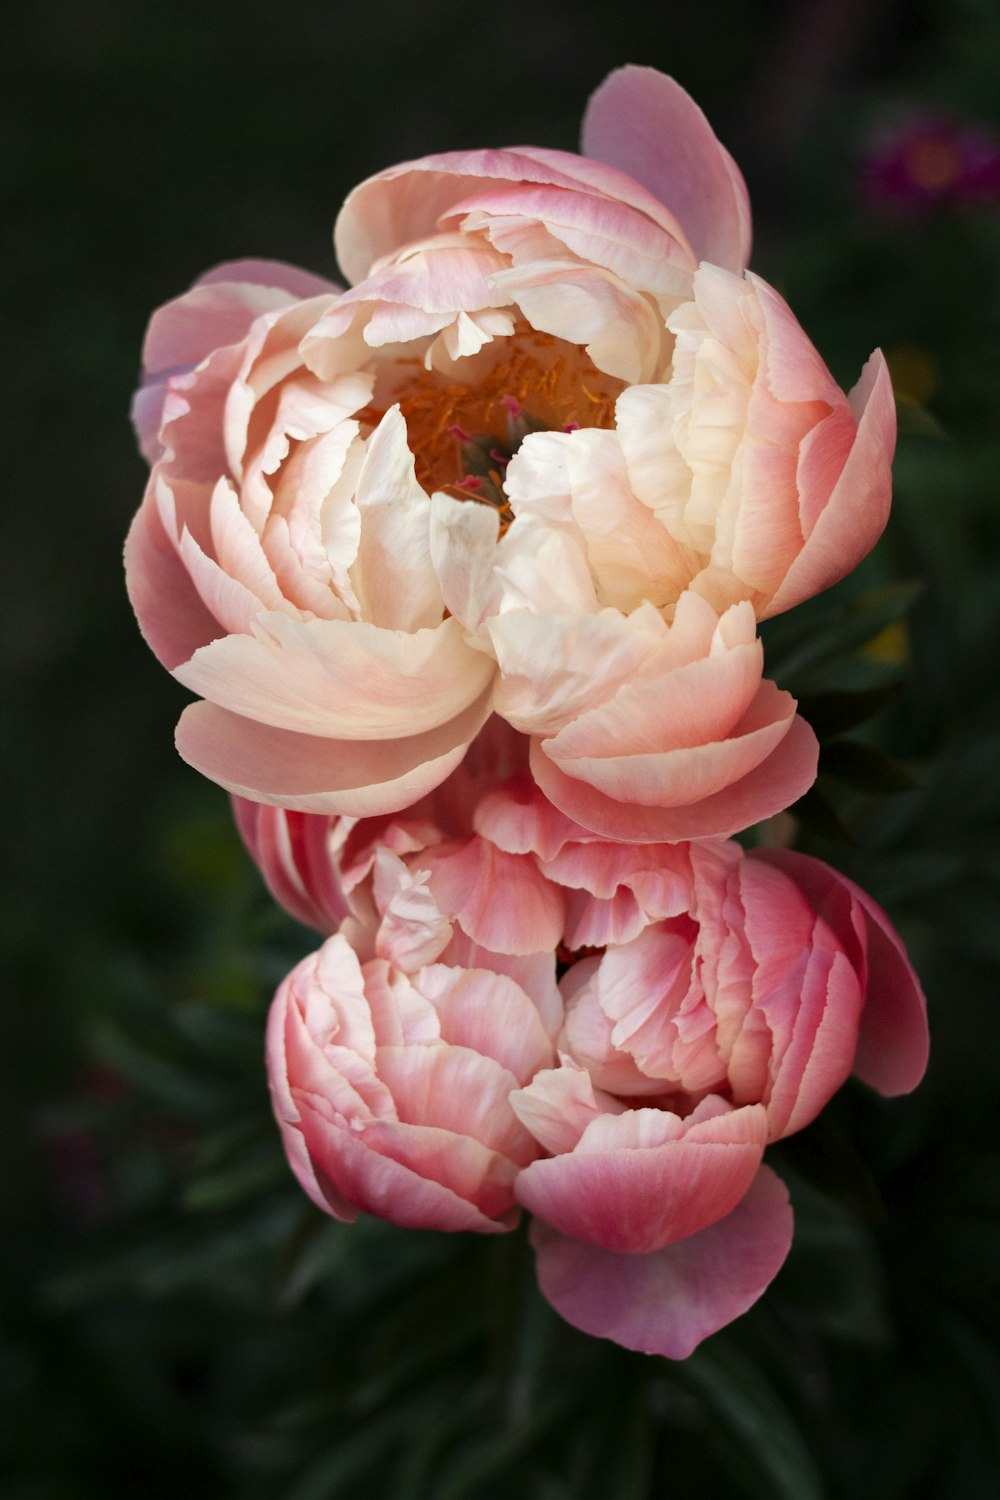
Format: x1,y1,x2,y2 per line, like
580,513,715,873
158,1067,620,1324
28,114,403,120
126,67,891,832
268,846,556,1234
263,772,927,1356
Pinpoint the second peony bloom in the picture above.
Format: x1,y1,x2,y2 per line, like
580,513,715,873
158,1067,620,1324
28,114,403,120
126,66,894,838
262,766,927,1359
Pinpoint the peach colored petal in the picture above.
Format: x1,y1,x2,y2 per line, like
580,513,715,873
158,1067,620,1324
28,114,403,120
294,1094,512,1234
452,182,693,299
175,614,492,738
543,678,793,808
357,1118,520,1220
414,965,554,1084
492,259,666,383
375,1045,534,1162
488,601,673,738
510,1061,628,1155
529,711,819,842
175,685,493,816
422,837,565,955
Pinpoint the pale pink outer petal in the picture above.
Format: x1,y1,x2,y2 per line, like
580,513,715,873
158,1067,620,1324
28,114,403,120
515,1103,767,1253
124,474,224,670
754,850,929,1096
529,712,818,842
581,66,752,273
175,685,494,816
762,353,896,618
334,145,695,287
530,1164,792,1359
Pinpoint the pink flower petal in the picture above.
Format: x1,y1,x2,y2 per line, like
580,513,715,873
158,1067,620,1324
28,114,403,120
295,1094,513,1234
515,1103,767,1253
175,685,493,817
581,66,752,273
763,353,896,618
754,850,928,1096
422,837,565,955
529,711,818,842
530,1164,792,1358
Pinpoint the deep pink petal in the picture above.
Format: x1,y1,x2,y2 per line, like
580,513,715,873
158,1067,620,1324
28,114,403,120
754,850,928,1096
515,1104,767,1253
530,1165,792,1358
295,1093,512,1233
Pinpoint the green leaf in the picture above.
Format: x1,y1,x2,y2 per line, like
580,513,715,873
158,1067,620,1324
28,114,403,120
761,579,923,685
677,1340,825,1500
820,740,921,794
797,683,901,739
789,785,856,845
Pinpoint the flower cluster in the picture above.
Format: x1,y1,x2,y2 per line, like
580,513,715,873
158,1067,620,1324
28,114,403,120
128,66,927,1357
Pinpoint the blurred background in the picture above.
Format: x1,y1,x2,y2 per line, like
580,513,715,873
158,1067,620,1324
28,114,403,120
4,1,1000,1495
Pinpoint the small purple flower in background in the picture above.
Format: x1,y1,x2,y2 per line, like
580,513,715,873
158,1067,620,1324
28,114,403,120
863,113,1000,213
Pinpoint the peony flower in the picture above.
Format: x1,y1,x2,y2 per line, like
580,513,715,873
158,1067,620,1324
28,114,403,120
268,844,557,1234
126,66,892,833
496,788,926,1355
262,771,927,1357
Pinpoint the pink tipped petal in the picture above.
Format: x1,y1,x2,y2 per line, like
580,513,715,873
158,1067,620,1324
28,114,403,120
581,66,752,272
529,712,818,842
763,353,896,618
515,1103,767,1253
544,680,796,809
530,1164,792,1359
175,615,492,740
141,278,302,379
175,686,494,816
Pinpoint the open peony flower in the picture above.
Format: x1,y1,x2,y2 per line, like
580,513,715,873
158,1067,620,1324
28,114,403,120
262,770,927,1357
125,66,894,831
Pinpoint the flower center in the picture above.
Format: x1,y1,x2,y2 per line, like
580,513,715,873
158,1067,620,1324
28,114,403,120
360,327,624,530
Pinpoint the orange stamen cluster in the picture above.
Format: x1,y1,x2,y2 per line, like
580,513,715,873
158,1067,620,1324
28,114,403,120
358,328,624,532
